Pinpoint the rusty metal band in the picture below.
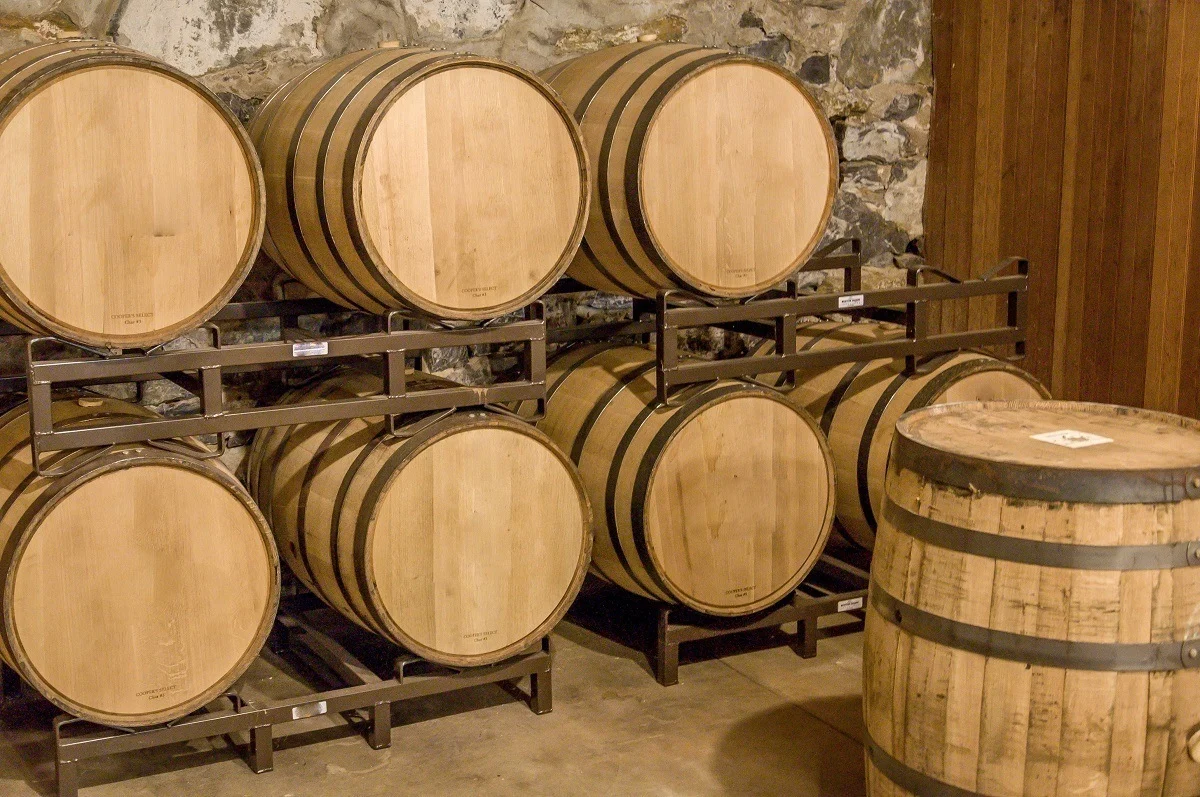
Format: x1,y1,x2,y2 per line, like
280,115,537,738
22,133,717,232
292,418,356,608
569,43,673,296
283,50,380,307
871,582,1200,671
342,53,465,307
313,51,434,307
328,431,391,630
597,47,704,290
353,413,475,636
883,498,1200,570
569,362,656,463
629,383,755,603
865,734,982,797
819,361,871,436
601,385,703,600
623,51,729,287
890,429,1200,505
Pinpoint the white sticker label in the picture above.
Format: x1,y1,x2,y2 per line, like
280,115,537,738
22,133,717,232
1030,429,1114,449
838,293,865,310
837,596,864,613
292,341,329,358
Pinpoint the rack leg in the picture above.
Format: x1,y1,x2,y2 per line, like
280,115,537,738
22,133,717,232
55,755,79,797
654,608,680,687
368,703,392,750
249,724,274,773
796,617,819,659
529,670,553,715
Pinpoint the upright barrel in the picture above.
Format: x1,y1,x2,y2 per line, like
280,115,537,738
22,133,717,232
250,47,589,319
247,370,592,666
529,345,835,616
865,401,1200,796
758,320,1048,548
0,40,264,349
0,397,278,727
542,43,837,299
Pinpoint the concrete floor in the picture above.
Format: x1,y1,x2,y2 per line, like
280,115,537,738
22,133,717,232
0,608,866,797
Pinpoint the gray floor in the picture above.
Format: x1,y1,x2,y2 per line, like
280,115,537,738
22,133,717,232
0,615,866,796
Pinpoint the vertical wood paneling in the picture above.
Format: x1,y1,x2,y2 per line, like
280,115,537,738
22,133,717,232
927,0,1200,417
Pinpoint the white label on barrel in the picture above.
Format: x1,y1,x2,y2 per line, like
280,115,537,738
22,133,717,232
292,341,329,358
838,293,865,309
838,596,864,612
1030,429,1114,449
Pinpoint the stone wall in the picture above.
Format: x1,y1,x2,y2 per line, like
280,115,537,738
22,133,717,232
0,0,931,442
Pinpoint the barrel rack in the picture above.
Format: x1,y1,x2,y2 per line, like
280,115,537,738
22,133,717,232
548,238,1031,684
0,300,555,797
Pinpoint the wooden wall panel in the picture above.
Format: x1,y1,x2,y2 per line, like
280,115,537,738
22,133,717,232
926,0,1200,416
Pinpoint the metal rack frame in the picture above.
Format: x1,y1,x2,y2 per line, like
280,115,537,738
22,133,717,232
8,302,547,471
19,602,553,797
568,552,869,686
549,239,1030,404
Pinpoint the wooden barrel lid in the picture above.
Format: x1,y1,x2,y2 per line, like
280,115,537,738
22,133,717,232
894,400,1200,504
5,457,277,726
367,415,591,663
638,60,836,295
356,62,587,315
642,388,833,613
0,51,263,348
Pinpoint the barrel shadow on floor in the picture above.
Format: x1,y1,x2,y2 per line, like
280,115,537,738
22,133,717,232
711,703,866,796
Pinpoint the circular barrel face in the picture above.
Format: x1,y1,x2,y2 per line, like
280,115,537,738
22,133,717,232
358,64,586,315
639,61,835,295
643,391,833,614
8,463,276,726
368,422,590,663
897,401,1200,475
0,64,260,347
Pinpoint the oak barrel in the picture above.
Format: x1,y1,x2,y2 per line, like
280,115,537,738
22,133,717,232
541,43,837,299
758,320,1048,549
247,370,592,666
0,40,264,349
525,344,835,616
0,397,279,727
250,47,589,319
865,401,1200,796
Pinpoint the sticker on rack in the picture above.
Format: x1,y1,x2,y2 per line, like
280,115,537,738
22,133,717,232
837,293,865,310
292,341,329,358
837,596,864,613
1030,429,1114,449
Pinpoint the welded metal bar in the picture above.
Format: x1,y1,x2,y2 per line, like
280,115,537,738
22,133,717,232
34,382,543,451
662,327,1024,389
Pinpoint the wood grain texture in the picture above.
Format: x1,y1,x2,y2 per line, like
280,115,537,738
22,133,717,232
865,401,1200,796
247,370,592,667
0,397,278,727
542,44,837,299
927,0,1200,417
529,344,835,616
756,321,1047,549
0,40,263,349
251,47,588,320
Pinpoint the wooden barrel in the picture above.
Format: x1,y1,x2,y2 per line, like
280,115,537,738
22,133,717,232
250,47,589,320
0,40,264,350
865,401,1200,795
758,320,1049,549
541,43,837,299
527,344,835,616
0,397,278,727
246,370,592,666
